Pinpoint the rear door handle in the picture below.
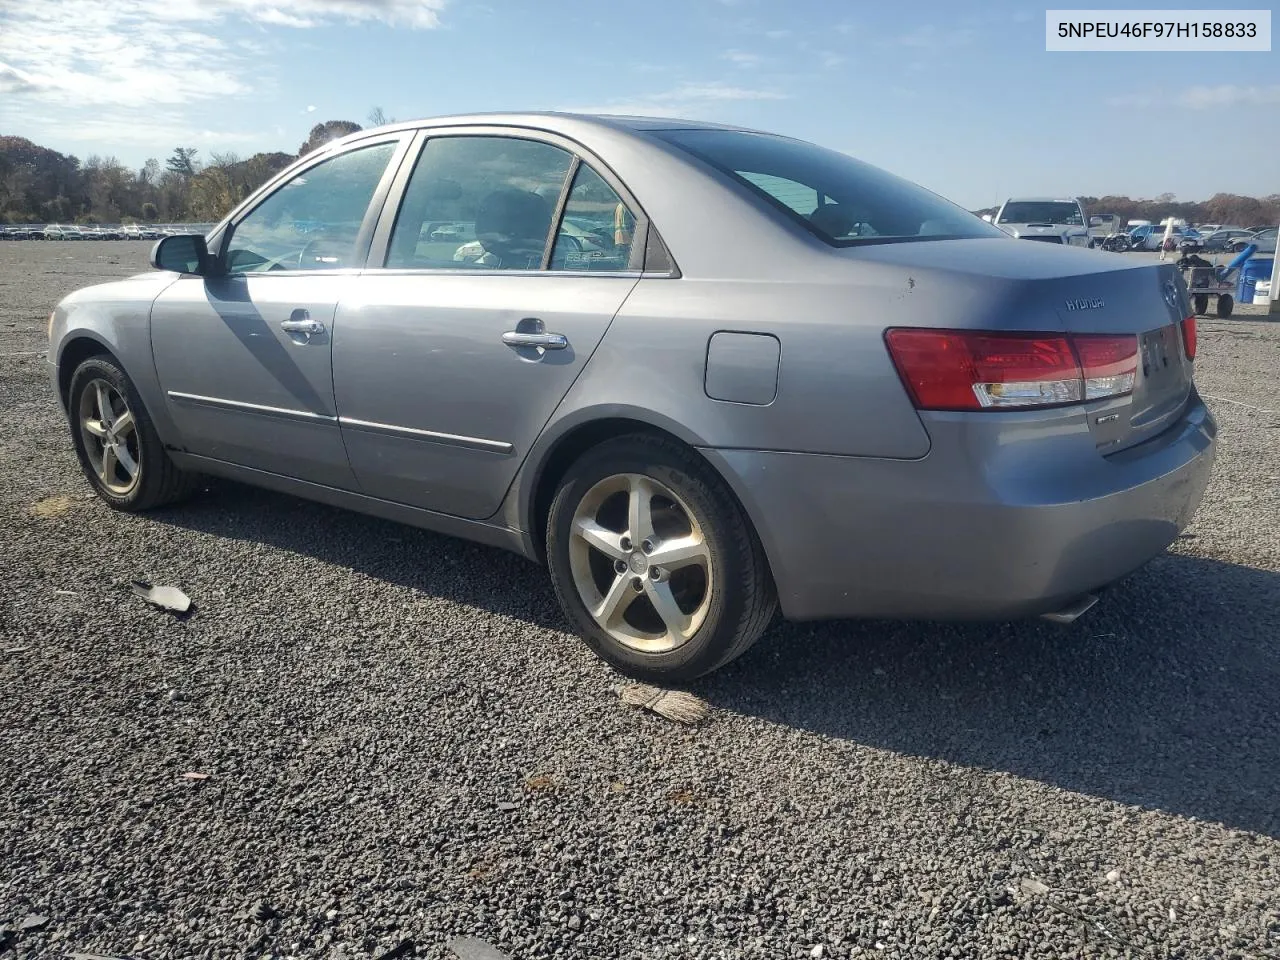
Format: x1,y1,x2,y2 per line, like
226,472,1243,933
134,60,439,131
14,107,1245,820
502,317,568,350
502,331,568,349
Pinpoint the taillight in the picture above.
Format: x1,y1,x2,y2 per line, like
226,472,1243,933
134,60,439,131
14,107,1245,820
885,328,1137,411
1180,316,1197,360
1072,333,1138,400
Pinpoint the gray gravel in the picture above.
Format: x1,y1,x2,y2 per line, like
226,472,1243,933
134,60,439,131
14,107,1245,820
2,241,1278,959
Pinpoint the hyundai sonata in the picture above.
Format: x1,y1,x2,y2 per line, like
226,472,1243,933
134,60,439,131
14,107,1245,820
47,113,1215,681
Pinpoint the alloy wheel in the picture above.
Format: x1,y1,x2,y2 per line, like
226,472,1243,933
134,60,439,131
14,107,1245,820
78,378,140,496
568,473,713,653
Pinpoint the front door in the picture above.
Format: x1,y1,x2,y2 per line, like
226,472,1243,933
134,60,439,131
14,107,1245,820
332,134,642,519
150,139,404,488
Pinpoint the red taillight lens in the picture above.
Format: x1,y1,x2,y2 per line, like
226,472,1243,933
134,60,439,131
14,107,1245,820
885,328,1138,411
1180,316,1197,360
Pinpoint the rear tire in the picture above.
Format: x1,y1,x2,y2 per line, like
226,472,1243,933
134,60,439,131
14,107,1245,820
1216,294,1234,319
67,356,200,512
546,433,776,682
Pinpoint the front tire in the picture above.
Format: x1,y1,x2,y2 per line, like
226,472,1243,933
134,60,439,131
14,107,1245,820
546,434,776,682
1216,294,1234,319
67,356,199,511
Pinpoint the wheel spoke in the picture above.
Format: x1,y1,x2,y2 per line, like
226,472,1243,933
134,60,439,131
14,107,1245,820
627,475,655,543
94,383,114,425
644,579,695,641
574,516,627,561
83,418,108,439
114,444,139,480
111,409,135,439
100,444,118,484
593,573,635,626
647,534,709,571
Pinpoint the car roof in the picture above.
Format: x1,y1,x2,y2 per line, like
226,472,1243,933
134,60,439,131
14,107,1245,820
355,111,757,136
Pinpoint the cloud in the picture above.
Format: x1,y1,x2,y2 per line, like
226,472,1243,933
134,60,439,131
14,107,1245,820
0,61,42,94
223,0,447,29
0,0,448,113
820,51,846,69
1177,84,1280,109
722,49,766,68
558,81,788,119
763,29,791,40
667,82,786,101
1108,85,1280,110
306,105,318,113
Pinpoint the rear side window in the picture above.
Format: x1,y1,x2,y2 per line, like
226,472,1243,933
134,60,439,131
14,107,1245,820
386,136,573,270
656,129,1003,246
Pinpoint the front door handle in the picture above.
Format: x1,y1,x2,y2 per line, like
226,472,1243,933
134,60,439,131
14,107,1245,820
280,309,326,339
502,317,568,350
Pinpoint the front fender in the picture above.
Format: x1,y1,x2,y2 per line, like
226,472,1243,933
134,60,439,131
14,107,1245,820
51,272,183,445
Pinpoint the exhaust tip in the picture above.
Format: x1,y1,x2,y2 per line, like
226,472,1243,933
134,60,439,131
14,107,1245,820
1039,593,1100,625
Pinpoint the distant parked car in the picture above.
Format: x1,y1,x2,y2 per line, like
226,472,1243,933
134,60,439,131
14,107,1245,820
44,224,83,240
1233,228,1278,255
1181,227,1252,253
993,197,1090,246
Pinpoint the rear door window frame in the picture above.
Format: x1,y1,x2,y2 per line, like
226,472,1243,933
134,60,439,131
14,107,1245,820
364,125,664,278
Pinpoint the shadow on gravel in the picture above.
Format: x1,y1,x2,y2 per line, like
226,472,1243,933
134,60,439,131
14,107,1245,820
153,482,1279,839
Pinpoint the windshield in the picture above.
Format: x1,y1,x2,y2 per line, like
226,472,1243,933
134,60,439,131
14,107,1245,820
996,201,1083,225
655,129,1003,246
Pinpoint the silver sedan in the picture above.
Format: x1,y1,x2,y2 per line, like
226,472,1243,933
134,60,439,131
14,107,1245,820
47,113,1216,681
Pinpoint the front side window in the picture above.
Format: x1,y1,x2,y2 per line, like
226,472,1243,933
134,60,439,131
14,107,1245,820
657,129,1003,246
549,164,637,272
224,142,397,274
386,136,574,270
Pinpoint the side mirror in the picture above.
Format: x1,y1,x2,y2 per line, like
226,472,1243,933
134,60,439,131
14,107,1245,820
981,214,993,223
150,233,211,275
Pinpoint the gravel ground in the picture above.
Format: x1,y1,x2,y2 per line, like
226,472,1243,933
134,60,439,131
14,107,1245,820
1,241,1278,960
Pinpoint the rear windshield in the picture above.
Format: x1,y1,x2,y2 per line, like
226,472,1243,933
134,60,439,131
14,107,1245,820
997,201,1084,226
655,129,1003,247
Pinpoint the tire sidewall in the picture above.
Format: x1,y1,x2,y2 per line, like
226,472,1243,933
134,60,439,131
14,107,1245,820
67,356,158,510
546,439,754,681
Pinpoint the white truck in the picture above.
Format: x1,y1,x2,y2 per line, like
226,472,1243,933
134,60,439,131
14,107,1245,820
991,197,1091,247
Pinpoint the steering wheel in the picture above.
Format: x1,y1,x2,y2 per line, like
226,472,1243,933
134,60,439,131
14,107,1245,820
297,237,325,269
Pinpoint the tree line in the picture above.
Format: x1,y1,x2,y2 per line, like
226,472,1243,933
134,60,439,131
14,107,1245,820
0,118,370,225
4,115,1276,229
974,191,1280,230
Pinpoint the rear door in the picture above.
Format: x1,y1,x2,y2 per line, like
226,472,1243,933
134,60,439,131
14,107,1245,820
151,137,408,487
332,130,644,519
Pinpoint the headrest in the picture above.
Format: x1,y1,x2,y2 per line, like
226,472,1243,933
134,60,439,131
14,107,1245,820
475,189,553,264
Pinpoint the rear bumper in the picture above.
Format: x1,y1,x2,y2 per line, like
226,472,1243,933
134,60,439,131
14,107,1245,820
701,396,1216,621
